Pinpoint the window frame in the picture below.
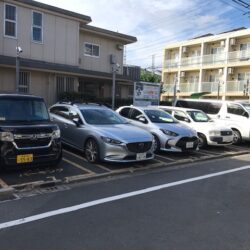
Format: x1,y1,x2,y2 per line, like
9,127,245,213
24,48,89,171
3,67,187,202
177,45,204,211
4,3,17,39
84,42,100,58
31,10,43,44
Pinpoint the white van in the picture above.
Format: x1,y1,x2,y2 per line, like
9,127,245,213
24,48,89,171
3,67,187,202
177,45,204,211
174,99,250,144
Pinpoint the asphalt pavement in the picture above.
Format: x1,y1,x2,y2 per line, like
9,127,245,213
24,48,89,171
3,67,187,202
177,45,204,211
0,154,250,250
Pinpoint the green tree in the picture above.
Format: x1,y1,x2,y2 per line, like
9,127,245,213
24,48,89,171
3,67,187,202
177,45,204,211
140,69,161,83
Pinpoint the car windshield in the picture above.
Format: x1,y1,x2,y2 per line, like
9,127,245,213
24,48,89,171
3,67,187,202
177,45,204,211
187,110,210,122
0,97,49,123
241,103,250,113
80,108,127,125
144,109,177,123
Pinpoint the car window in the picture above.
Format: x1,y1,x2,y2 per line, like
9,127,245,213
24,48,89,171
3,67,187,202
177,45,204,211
227,103,246,116
119,107,131,118
130,108,144,121
69,108,83,124
50,106,70,119
173,110,188,122
187,110,210,122
144,109,177,123
80,108,127,125
161,108,173,115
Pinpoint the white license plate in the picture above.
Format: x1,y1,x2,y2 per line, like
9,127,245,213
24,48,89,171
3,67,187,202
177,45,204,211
222,137,230,142
186,142,194,149
136,153,147,160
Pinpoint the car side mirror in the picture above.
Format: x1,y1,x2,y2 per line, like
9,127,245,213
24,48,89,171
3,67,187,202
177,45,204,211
138,116,147,124
243,112,249,118
184,118,191,123
72,118,81,127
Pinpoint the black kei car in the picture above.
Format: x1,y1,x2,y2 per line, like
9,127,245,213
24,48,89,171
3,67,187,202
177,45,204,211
0,93,62,169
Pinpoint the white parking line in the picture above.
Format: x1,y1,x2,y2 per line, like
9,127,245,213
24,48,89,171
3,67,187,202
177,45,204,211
155,154,175,162
62,158,94,175
1,164,250,230
63,149,87,162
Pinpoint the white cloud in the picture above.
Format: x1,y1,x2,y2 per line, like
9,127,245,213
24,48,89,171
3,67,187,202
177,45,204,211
35,0,239,68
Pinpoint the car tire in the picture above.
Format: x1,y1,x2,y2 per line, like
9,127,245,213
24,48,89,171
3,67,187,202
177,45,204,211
85,138,100,163
153,135,161,153
232,129,242,145
198,133,207,149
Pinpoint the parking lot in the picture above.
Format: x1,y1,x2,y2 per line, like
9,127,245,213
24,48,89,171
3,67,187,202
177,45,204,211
0,142,249,193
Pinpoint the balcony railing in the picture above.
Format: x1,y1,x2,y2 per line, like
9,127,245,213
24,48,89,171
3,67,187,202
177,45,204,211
162,83,175,93
202,53,225,65
201,82,220,93
180,56,201,67
228,50,250,62
226,80,249,92
179,82,199,93
164,49,250,69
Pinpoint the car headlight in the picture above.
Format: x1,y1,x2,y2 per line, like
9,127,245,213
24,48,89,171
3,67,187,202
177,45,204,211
160,129,179,137
52,129,61,139
209,131,221,136
0,132,14,142
101,136,122,145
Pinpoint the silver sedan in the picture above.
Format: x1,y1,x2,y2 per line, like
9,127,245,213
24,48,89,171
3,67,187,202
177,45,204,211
49,103,154,163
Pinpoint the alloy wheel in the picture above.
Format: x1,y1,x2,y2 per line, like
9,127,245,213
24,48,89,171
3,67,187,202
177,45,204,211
85,139,99,163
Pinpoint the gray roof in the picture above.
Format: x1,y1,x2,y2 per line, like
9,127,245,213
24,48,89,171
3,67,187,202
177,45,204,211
14,0,91,23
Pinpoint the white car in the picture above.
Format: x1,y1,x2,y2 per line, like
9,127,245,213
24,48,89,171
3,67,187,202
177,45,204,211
158,106,234,148
116,106,199,153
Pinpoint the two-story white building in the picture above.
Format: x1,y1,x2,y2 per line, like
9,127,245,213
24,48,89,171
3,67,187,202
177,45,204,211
0,0,139,104
161,27,250,101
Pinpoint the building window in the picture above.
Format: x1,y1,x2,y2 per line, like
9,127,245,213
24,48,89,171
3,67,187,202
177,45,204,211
4,4,17,38
56,76,75,98
32,11,43,43
19,72,30,93
84,43,100,57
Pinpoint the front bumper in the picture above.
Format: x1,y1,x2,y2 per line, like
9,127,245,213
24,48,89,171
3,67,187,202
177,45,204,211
208,135,233,146
160,136,199,152
100,141,154,163
0,139,62,168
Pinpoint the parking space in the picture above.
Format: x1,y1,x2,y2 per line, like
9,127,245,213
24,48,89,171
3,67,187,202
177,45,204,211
0,143,249,191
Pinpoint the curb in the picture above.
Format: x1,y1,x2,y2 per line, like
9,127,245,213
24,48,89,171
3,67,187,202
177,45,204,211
0,187,15,200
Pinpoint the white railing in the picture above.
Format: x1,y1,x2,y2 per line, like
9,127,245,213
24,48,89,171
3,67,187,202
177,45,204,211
226,80,249,92
228,50,250,62
180,56,201,67
179,82,199,93
202,53,226,65
162,83,175,93
164,59,179,68
201,82,219,93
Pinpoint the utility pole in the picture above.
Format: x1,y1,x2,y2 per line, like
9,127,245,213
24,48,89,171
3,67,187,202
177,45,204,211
152,54,155,74
16,43,23,92
173,76,178,104
217,81,220,100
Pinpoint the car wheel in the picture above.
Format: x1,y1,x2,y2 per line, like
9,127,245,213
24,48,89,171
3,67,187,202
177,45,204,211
198,133,207,149
85,138,99,163
232,129,242,145
153,135,161,153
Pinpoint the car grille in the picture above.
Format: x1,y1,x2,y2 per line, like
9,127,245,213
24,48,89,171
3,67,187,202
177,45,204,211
14,137,51,148
221,131,233,136
127,141,152,153
176,136,198,149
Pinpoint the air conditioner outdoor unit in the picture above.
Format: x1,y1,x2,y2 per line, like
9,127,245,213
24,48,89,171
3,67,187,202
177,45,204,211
180,71,186,77
230,38,236,46
220,40,225,47
218,68,223,75
182,46,188,53
228,67,234,75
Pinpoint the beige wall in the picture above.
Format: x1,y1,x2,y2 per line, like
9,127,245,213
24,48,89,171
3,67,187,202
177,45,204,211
0,1,79,66
79,31,124,74
0,67,15,91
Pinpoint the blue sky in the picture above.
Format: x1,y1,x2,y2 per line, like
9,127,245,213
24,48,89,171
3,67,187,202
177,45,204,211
35,0,250,69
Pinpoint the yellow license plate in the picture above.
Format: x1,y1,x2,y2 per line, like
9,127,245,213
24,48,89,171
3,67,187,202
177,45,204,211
17,154,33,164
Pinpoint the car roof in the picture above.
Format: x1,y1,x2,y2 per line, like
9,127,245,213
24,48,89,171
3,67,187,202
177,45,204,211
53,102,110,110
120,105,163,111
159,106,201,112
0,92,43,99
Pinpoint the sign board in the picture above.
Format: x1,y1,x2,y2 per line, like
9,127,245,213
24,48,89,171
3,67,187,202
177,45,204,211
133,81,161,106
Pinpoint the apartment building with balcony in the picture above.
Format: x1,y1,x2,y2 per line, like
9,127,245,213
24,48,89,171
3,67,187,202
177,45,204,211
0,0,139,105
161,27,250,101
